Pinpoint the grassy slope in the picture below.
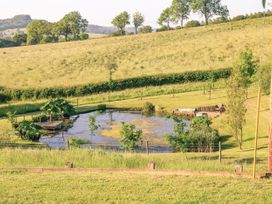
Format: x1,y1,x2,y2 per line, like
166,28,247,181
1,172,272,203
0,17,272,88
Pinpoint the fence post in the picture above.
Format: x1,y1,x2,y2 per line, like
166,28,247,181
219,142,222,164
146,141,149,155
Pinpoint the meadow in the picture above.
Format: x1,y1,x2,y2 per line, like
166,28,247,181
0,17,271,89
1,172,272,203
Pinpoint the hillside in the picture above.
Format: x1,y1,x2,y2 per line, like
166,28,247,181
0,17,272,89
0,15,31,32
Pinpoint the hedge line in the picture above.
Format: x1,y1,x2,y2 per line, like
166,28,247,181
0,68,231,101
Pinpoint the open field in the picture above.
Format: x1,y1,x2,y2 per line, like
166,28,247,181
1,171,272,203
0,17,271,89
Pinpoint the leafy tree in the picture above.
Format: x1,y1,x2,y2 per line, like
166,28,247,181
190,116,212,130
225,65,248,149
58,11,88,40
139,25,153,33
191,0,229,25
6,111,17,128
27,20,51,45
133,12,144,34
171,0,191,27
41,98,76,121
256,65,271,95
142,102,155,115
111,11,130,35
104,55,118,82
238,50,259,87
120,122,143,151
12,33,27,45
158,8,173,30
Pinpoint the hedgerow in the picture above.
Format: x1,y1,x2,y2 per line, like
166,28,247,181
0,68,231,101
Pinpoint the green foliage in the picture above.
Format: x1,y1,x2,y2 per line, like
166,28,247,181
16,120,42,141
256,65,271,95
111,11,130,34
0,39,17,48
89,115,99,136
12,33,27,46
139,25,153,33
0,92,11,103
41,98,76,120
58,11,88,40
32,114,49,123
120,122,143,151
6,111,17,128
225,65,248,149
133,12,144,34
185,20,201,28
156,25,169,32
1,68,231,101
68,137,90,149
158,8,173,29
142,102,155,115
167,118,220,152
171,0,191,27
27,20,51,45
79,32,89,40
191,0,229,25
238,50,259,87
97,104,107,111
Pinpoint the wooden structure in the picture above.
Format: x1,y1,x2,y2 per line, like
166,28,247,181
34,121,63,130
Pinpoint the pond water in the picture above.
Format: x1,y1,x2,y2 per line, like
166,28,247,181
40,110,190,149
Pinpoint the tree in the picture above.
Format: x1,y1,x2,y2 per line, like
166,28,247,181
111,11,130,35
58,11,88,41
225,65,248,149
133,12,144,34
27,20,51,45
171,0,191,27
41,98,76,121
158,8,173,30
139,25,153,33
191,0,229,25
88,115,99,136
12,33,27,45
120,122,143,151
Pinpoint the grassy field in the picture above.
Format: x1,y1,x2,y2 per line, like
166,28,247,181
1,172,272,203
0,17,271,89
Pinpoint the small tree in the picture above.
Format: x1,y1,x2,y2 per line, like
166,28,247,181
133,12,144,34
225,65,248,149
6,111,17,128
89,115,99,136
171,0,191,27
142,102,155,115
158,8,173,30
120,122,143,151
111,11,130,35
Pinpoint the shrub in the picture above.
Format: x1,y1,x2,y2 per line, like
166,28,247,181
68,137,90,149
16,120,42,141
167,117,220,152
142,102,155,115
0,93,11,103
32,113,49,122
1,68,231,101
97,104,107,111
79,32,89,40
156,25,169,32
185,20,201,28
120,122,143,151
139,25,153,33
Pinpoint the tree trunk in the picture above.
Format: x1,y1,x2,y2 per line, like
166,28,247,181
135,26,138,34
268,69,272,172
180,18,184,27
205,14,209,25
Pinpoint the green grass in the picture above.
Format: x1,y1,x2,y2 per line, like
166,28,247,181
1,172,272,203
0,17,272,89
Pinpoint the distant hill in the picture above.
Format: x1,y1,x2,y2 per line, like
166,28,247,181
0,15,32,31
87,24,135,34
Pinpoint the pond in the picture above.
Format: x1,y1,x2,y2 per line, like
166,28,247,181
40,110,190,149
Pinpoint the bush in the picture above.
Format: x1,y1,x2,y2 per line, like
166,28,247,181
32,114,49,122
139,25,153,33
68,137,90,148
142,102,155,115
1,68,231,101
120,122,143,151
156,25,169,32
97,104,107,111
79,32,89,40
111,30,125,36
185,20,201,28
167,117,220,152
16,120,42,141
0,93,11,103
